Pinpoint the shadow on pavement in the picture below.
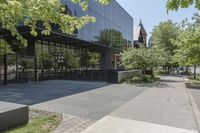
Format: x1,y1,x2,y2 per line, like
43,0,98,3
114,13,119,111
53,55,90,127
133,81,170,88
0,80,111,105
160,79,183,83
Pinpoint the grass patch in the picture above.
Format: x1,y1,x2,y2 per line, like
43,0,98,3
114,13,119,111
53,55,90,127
4,112,62,133
185,77,200,89
124,75,160,84
155,70,168,75
179,71,191,75
187,77,200,84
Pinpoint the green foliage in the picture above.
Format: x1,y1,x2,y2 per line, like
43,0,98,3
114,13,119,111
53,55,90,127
87,52,100,67
0,0,110,45
174,14,200,66
0,39,14,56
4,113,62,133
179,71,191,75
151,20,180,67
65,50,80,69
124,75,160,84
64,51,100,69
188,76,200,83
95,29,127,50
155,70,169,75
166,0,195,11
120,47,166,70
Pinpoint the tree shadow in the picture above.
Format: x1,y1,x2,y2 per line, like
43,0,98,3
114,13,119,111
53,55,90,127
0,80,112,105
159,79,183,83
133,81,170,88
133,75,184,88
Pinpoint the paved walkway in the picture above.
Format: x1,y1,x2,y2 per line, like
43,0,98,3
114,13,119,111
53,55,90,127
0,80,147,133
32,84,147,121
81,76,199,133
0,80,110,105
191,88,200,111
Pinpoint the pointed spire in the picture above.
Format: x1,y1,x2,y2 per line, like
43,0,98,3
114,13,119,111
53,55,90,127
139,19,142,26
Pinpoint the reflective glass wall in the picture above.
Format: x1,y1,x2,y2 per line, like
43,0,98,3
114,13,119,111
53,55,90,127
0,38,35,84
60,0,133,49
35,40,101,80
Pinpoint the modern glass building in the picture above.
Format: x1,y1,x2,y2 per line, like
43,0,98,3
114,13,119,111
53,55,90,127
0,0,133,84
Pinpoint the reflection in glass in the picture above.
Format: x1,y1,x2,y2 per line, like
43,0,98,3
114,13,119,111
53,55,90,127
95,29,127,50
72,0,133,47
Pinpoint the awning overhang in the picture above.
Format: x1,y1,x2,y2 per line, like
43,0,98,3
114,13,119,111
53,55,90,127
0,26,120,54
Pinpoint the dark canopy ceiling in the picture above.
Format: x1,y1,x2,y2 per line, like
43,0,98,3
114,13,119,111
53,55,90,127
0,26,119,53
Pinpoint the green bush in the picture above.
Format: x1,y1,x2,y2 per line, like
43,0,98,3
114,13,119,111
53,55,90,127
124,75,160,84
187,76,200,84
179,71,191,75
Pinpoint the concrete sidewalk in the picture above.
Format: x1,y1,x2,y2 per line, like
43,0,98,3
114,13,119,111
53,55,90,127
81,76,199,133
32,84,147,121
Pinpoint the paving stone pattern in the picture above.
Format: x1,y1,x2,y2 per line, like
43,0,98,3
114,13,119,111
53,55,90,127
52,114,93,133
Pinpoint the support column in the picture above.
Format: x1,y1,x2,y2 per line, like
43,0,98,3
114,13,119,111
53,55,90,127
100,52,114,70
4,54,7,85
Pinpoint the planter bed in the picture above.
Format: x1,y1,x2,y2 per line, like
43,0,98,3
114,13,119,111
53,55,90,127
0,101,28,131
185,78,200,89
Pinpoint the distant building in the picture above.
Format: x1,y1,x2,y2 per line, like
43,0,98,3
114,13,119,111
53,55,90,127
134,20,147,48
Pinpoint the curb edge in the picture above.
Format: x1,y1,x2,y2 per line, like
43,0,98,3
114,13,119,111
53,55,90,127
186,85,200,133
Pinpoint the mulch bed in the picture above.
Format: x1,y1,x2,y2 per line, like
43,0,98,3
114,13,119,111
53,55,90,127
184,78,200,89
29,108,62,120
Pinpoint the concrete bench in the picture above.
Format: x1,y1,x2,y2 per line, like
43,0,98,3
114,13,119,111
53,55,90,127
0,101,28,131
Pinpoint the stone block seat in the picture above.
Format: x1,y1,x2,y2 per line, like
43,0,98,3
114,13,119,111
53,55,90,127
0,101,28,131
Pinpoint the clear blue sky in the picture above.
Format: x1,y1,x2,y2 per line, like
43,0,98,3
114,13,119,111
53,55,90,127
116,0,198,40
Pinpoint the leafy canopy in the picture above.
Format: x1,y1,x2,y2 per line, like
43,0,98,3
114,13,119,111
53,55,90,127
151,20,180,66
120,47,167,70
174,13,200,66
166,0,200,11
0,0,110,45
95,29,127,50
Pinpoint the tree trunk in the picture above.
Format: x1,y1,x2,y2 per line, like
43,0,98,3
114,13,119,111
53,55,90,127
168,66,170,74
164,66,167,74
194,64,197,79
177,67,179,74
151,68,154,77
142,68,145,75
186,66,189,73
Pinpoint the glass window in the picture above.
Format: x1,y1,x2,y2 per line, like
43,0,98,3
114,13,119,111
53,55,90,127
35,41,43,76
61,0,134,49
42,43,49,77
0,39,8,83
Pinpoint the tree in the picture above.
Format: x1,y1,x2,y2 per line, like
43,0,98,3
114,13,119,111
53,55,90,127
0,0,110,45
174,15,200,78
120,47,166,75
0,38,14,56
82,52,100,69
166,0,200,11
88,52,100,68
151,20,180,73
64,50,80,69
95,29,127,50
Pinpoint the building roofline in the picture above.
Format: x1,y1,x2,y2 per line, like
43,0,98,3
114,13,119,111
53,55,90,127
114,0,133,19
